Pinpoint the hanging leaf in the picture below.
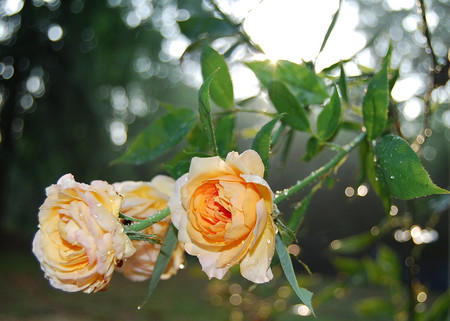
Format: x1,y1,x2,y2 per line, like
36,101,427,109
288,182,322,233
317,87,342,141
374,135,448,199
216,113,235,158
301,136,324,162
246,60,329,105
269,81,311,132
338,63,348,103
199,69,219,155
275,234,315,316
139,223,178,309
114,107,196,165
362,64,388,141
252,114,284,177
201,43,234,109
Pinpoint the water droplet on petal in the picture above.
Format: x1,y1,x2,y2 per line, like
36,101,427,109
267,239,271,244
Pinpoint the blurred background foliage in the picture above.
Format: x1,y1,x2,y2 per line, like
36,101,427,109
0,0,449,320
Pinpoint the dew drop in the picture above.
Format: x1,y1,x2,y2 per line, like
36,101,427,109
390,176,395,179
137,305,142,310
267,239,271,244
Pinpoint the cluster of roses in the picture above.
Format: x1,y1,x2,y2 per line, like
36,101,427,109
32,150,277,293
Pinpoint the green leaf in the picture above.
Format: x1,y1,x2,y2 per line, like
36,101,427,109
332,256,365,276
374,135,449,199
275,234,315,316
252,114,284,177
268,81,311,132
288,186,316,233
355,297,395,318
330,231,378,255
163,159,191,179
178,15,236,40
360,140,391,213
140,223,178,309
199,70,219,155
317,87,341,141
187,123,210,153
317,0,342,56
216,113,235,158
362,64,389,140
423,291,450,321
246,60,329,105
338,63,348,103
376,246,402,283
301,136,324,162
201,43,234,109
114,107,196,165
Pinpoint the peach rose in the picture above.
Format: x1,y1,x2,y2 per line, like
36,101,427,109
169,150,276,283
113,176,184,281
32,174,136,293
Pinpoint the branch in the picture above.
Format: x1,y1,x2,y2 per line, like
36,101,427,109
274,132,366,204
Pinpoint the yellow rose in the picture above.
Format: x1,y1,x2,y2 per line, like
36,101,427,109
169,150,276,283
32,174,136,293
113,176,185,281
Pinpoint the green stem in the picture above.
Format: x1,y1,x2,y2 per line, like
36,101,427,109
127,207,171,232
274,132,366,204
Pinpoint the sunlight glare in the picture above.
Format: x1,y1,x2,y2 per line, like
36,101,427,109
243,0,365,71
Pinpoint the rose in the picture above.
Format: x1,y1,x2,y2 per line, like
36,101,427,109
32,174,136,293
113,176,184,281
169,150,276,283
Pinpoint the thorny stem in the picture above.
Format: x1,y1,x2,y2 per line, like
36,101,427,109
274,132,367,204
126,207,171,232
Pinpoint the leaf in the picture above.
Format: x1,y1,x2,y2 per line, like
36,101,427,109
338,63,348,103
288,185,317,234
187,123,210,153
423,291,450,321
330,231,378,255
355,297,395,318
163,159,191,179
317,87,341,141
317,0,342,56
114,107,196,165
252,114,284,177
140,223,178,309
246,60,329,105
216,113,235,158
199,70,219,155
374,134,449,199
268,81,311,132
275,234,315,316
201,43,234,109
360,139,391,213
301,136,324,162
362,64,389,141
178,15,236,40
